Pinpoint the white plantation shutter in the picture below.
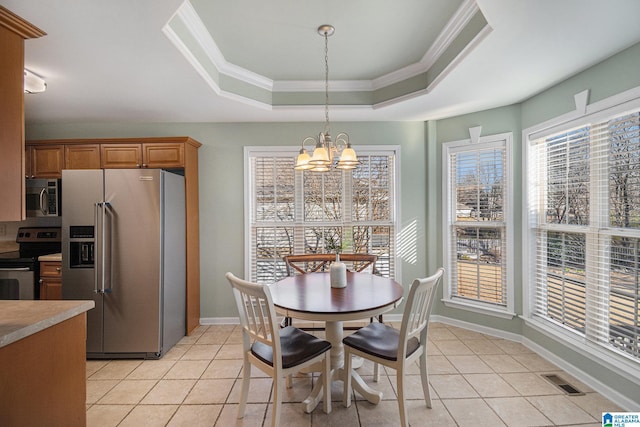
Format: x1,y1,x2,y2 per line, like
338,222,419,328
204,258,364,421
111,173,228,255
250,155,296,282
443,134,513,315
246,147,398,284
528,110,640,362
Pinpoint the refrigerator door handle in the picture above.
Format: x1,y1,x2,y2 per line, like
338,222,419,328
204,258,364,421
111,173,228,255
94,202,102,294
103,201,113,294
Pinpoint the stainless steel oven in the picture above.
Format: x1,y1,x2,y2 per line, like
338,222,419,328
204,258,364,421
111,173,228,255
0,265,35,299
0,227,61,300
26,178,61,217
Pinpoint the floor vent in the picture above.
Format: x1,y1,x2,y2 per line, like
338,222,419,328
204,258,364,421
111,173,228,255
542,374,584,396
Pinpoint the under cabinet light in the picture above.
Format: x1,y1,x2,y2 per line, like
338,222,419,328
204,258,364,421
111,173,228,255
24,69,46,94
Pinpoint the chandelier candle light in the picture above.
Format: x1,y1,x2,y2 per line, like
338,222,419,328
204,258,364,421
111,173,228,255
294,25,360,172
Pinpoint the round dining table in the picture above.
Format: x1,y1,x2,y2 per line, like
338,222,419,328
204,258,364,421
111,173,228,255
270,271,404,412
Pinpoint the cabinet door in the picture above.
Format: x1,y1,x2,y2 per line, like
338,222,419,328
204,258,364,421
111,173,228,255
0,8,45,221
101,144,142,168
30,145,64,178
40,261,62,300
25,146,32,178
143,143,184,168
0,24,25,220
40,278,62,300
65,144,101,169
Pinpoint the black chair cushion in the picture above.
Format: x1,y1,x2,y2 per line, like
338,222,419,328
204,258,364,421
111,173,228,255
251,326,332,369
342,322,420,361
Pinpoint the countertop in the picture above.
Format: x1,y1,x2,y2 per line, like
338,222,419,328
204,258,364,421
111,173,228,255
0,300,94,348
38,252,62,262
0,241,18,253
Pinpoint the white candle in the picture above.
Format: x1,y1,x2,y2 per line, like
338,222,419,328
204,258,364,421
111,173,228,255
330,255,347,288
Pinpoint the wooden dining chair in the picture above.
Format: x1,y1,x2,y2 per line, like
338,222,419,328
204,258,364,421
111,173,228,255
281,253,379,328
283,253,377,276
225,272,332,426
342,268,444,427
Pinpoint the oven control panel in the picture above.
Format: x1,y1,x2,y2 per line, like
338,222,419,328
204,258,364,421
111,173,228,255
16,227,62,243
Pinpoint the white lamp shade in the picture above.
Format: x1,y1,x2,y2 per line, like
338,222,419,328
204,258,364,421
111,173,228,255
294,149,314,170
338,147,358,163
310,146,330,165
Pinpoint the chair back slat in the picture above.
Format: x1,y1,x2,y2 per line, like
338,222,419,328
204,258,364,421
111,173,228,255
398,268,444,358
226,272,281,357
283,253,378,276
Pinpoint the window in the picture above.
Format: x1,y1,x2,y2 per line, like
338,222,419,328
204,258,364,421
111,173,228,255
527,108,640,365
245,146,399,284
442,133,514,317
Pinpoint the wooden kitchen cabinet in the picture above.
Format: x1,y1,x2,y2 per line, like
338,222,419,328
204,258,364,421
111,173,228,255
144,142,184,168
0,301,92,426
26,144,64,178
101,142,184,169
39,260,62,300
27,136,202,335
65,144,101,169
100,143,142,168
0,6,45,220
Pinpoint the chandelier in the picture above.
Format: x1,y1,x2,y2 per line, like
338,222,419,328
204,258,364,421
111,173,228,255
294,25,359,172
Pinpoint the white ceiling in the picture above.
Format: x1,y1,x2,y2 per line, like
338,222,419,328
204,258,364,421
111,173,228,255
4,0,640,125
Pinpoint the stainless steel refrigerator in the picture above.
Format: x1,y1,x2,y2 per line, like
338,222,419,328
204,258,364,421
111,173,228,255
62,169,186,359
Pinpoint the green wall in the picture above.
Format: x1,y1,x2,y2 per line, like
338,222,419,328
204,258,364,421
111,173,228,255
25,122,428,320
429,41,640,407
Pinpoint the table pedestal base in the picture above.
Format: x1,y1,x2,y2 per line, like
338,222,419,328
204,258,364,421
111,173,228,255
302,367,382,413
302,320,382,413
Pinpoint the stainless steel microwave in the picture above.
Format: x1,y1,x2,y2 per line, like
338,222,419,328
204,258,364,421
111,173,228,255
26,179,61,217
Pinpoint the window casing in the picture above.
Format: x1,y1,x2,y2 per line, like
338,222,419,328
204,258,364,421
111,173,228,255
442,133,514,318
526,103,640,368
245,146,399,284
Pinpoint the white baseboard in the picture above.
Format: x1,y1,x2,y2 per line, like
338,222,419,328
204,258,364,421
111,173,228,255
430,315,523,342
200,317,240,325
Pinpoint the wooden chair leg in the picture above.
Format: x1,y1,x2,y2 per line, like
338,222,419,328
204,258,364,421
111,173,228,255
286,374,292,389
272,374,283,427
322,352,332,414
238,358,251,418
397,368,408,427
343,348,353,407
419,349,432,408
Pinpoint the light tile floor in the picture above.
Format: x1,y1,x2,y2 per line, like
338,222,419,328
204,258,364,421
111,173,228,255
86,322,624,426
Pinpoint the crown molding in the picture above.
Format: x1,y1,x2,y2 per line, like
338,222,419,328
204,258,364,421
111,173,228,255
373,0,481,90
0,5,46,39
162,22,221,95
164,0,487,108
174,0,274,91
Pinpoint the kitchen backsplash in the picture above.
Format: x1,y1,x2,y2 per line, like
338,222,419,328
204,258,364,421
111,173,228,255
0,217,61,242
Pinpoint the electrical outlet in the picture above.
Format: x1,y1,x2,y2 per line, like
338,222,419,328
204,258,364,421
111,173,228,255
0,224,5,237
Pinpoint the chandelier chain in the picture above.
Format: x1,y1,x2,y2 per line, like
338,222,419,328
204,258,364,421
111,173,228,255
324,30,330,135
